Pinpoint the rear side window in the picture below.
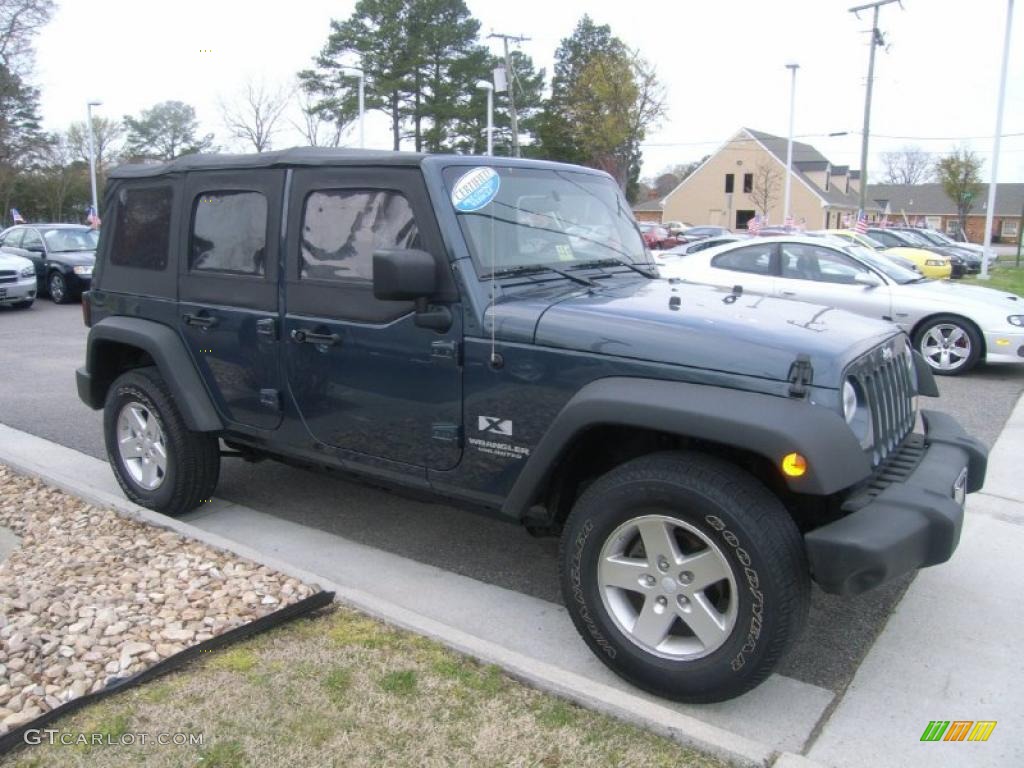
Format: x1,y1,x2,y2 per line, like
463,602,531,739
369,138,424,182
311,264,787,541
711,244,774,275
190,191,268,276
0,229,23,247
300,190,420,283
110,187,173,270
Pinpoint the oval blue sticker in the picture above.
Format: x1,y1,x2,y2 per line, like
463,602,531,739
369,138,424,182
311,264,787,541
451,166,501,212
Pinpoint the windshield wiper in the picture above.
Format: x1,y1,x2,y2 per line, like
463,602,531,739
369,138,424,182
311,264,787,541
492,264,599,287
570,257,658,279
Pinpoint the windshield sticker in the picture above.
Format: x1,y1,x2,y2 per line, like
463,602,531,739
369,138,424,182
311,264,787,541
451,167,501,212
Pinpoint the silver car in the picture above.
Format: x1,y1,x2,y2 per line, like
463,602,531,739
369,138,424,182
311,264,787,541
0,251,36,309
658,235,1024,375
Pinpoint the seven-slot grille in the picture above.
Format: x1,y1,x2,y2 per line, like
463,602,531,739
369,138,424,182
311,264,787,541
848,342,916,466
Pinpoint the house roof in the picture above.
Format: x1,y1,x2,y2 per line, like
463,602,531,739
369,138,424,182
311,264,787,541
744,128,878,210
866,183,1024,217
831,165,849,176
631,198,664,212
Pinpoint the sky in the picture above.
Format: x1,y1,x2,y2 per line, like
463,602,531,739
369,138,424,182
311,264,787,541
31,0,1024,185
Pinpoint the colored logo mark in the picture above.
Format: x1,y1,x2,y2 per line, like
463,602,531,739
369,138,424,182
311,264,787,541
920,720,997,742
451,167,500,212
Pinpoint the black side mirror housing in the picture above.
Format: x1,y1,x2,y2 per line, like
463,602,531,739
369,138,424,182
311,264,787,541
373,248,438,301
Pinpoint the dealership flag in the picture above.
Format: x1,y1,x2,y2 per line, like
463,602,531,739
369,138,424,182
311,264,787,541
10,208,24,224
86,206,100,228
854,210,868,234
748,214,763,234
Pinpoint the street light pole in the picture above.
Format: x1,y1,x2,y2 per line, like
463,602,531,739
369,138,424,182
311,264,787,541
86,100,102,220
477,81,494,155
979,0,1014,280
783,63,799,226
357,69,365,149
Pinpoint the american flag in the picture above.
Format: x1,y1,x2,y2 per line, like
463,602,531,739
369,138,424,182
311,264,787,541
10,208,24,224
784,215,794,229
747,214,763,234
86,206,101,228
854,211,868,234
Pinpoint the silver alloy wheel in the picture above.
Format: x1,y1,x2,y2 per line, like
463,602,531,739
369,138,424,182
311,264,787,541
48,273,65,302
116,402,168,491
921,323,971,372
597,514,738,660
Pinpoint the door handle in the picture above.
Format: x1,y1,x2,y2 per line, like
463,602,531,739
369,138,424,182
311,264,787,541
291,328,340,346
183,312,218,328
781,291,798,297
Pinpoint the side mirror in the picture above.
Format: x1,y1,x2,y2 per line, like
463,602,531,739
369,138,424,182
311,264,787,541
373,248,452,332
25,244,44,254
373,248,438,301
854,273,882,288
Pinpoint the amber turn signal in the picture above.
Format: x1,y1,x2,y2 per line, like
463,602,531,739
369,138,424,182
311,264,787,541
781,452,808,478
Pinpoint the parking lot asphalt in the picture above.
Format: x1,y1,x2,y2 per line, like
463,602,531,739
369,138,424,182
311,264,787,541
2,299,1023,698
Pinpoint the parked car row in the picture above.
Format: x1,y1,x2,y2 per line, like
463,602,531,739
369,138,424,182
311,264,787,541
657,234,1023,375
0,224,97,308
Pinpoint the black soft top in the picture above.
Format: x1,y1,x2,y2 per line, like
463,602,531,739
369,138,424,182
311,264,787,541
109,147,429,179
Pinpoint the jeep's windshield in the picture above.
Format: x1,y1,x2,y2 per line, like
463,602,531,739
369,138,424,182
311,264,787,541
443,165,649,277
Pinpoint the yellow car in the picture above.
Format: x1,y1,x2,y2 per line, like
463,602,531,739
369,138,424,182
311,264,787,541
824,229,952,279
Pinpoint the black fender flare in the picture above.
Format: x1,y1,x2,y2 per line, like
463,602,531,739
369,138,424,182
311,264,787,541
76,316,223,432
502,377,871,517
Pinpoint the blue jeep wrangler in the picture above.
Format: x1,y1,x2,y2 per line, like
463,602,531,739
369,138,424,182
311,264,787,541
77,150,987,703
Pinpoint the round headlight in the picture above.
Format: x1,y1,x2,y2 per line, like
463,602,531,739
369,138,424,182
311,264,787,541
842,379,857,424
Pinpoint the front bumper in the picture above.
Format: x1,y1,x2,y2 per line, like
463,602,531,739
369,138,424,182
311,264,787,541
0,278,36,303
805,410,988,596
982,329,1024,364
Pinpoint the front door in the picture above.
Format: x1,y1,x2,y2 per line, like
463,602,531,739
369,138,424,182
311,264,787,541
774,242,892,319
283,167,462,470
177,170,285,431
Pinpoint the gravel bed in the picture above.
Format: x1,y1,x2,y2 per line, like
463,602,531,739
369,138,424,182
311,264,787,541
0,466,316,735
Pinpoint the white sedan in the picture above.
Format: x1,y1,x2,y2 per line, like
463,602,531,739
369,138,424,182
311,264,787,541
658,235,1024,375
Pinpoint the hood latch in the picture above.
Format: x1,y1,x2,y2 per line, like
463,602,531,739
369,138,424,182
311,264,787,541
788,354,814,398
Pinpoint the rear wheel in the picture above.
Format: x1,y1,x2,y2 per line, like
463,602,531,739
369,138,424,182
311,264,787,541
48,271,71,304
913,315,981,375
104,367,220,516
559,451,809,703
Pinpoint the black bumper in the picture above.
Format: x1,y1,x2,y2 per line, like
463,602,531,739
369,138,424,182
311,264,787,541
805,410,988,596
76,366,103,410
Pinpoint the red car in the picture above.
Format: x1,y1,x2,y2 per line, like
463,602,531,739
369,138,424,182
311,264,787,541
637,222,681,249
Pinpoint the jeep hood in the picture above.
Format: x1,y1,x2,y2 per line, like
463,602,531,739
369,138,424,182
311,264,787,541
490,278,898,387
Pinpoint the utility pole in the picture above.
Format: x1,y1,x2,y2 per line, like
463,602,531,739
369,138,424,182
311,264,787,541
849,0,901,214
488,32,529,157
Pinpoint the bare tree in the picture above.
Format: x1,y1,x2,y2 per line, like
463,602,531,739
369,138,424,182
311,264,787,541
749,162,782,218
290,86,345,148
880,145,933,185
0,0,55,73
219,78,292,153
37,132,78,220
67,116,123,191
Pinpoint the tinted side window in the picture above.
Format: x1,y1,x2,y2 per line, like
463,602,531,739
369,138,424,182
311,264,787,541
1,228,23,247
780,243,867,284
300,190,420,283
190,191,268,276
21,229,42,250
110,187,173,270
711,244,774,275
869,230,900,248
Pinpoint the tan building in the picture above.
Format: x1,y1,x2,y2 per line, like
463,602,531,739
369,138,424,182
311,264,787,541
660,128,876,231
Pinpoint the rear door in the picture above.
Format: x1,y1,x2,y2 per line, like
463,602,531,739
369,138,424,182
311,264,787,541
282,166,462,470
177,171,285,431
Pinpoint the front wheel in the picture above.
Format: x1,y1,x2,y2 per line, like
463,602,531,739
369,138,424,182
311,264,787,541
913,315,982,376
559,451,809,703
104,367,220,516
48,271,71,304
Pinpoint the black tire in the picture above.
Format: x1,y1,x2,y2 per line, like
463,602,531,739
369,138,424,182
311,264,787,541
912,314,982,376
11,300,33,309
48,271,72,304
103,367,220,516
559,451,809,703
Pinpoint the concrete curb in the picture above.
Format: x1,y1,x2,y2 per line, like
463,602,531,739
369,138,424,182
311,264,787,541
0,425,783,767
